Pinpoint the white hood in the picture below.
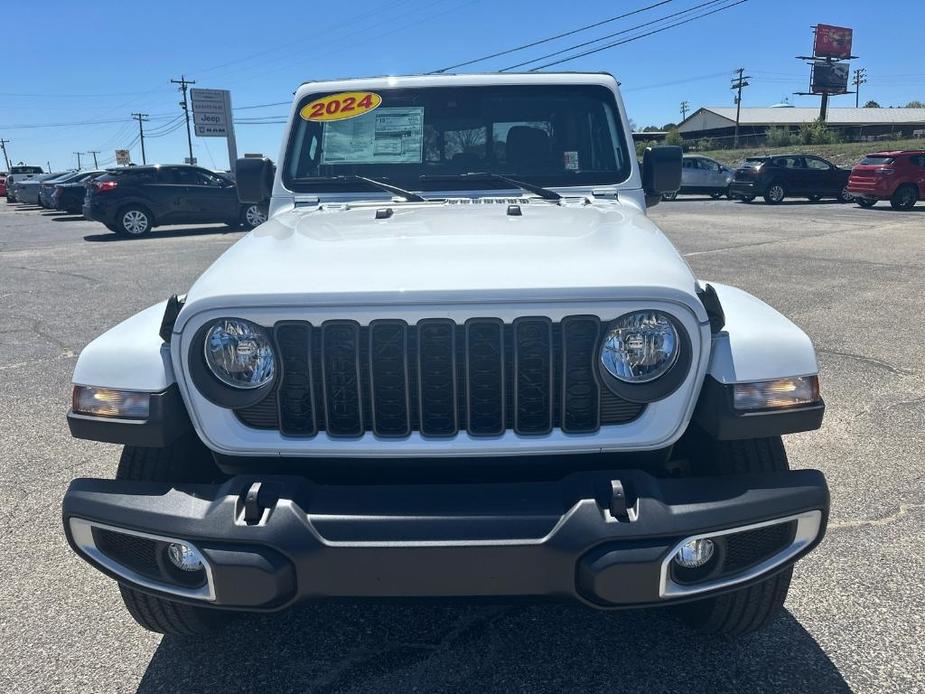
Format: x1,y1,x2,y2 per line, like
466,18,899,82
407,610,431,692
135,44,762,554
178,199,705,325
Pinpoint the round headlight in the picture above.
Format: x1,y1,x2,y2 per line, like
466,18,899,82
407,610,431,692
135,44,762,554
204,319,275,389
600,311,679,383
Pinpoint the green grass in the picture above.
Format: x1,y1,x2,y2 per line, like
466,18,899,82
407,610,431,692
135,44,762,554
697,138,924,168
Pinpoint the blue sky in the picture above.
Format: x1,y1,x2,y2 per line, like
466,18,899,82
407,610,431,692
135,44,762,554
2,0,923,172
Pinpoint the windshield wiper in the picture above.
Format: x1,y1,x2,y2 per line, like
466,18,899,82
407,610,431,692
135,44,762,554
419,172,561,201
294,174,428,202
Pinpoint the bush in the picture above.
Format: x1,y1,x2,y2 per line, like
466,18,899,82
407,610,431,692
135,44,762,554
665,128,683,146
766,126,797,148
798,119,841,145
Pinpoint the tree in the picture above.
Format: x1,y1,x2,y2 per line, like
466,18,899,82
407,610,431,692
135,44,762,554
864,100,881,108
661,122,678,131
665,128,683,147
904,100,925,108
642,125,662,132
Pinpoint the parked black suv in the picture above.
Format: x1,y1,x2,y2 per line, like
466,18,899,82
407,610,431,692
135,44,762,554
729,154,853,204
83,165,268,236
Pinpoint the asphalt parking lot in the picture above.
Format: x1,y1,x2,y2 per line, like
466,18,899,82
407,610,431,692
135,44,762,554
1,196,923,693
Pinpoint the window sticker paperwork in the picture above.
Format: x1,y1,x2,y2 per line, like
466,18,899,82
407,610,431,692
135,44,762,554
321,107,424,165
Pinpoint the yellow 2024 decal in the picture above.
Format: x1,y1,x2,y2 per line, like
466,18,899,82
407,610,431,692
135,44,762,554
300,91,382,122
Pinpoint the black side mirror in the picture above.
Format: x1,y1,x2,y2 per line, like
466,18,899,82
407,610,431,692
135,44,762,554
642,146,682,208
235,157,275,204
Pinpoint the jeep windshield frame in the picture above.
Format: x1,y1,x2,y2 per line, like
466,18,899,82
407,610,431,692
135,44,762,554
283,84,631,196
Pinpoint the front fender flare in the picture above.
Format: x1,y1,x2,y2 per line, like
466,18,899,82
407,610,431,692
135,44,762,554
73,301,175,391
705,283,818,384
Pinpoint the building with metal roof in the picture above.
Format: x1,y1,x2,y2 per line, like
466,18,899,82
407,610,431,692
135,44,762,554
677,107,925,145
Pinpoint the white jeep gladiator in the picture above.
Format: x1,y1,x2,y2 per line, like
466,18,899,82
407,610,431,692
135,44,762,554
63,72,828,638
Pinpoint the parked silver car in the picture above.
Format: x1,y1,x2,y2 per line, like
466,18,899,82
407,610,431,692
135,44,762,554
14,172,69,205
662,155,734,200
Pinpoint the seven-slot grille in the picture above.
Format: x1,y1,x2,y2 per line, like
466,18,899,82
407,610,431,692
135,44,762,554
235,316,644,438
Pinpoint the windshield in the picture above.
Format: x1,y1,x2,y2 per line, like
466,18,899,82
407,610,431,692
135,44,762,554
283,84,631,195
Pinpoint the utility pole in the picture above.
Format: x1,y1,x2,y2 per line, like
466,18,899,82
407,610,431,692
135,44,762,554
131,113,149,164
87,151,99,168
853,67,867,108
730,68,751,149
680,101,689,121
74,152,83,169
171,75,196,165
0,138,10,172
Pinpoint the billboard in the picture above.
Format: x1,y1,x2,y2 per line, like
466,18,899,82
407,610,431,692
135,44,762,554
811,61,849,94
814,24,853,59
114,149,130,166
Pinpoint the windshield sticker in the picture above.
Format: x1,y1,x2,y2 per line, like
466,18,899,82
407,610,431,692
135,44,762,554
563,151,579,170
300,91,382,123
321,107,424,165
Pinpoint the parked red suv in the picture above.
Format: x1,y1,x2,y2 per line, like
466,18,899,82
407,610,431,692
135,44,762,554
848,150,925,210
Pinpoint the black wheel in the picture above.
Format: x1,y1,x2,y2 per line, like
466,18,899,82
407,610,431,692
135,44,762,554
115,206,153,236
662,191,678,201
115,434,232,635
239,202,268,229
807,194,822,202
856,198,876,208
676,435,794,636
763,182,785,204
838,186,854,203
740,195,755,203
710,192,723,200
890,184,918,210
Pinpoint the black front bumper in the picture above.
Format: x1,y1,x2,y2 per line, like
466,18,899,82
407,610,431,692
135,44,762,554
729,181,763,198
63,467,828,611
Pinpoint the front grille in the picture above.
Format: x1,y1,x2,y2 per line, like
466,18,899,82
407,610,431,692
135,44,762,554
236,316,644,438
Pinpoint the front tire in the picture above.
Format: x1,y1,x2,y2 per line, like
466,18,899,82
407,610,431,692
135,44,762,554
856,198,876,208
710,192,724,200
115,206,153,236
838,186,853,203
890,184,918,210
677,436,794,636
662,191,678,201
240,202,268,229
115,435,232,635
807,194,822,202
763,182,785,204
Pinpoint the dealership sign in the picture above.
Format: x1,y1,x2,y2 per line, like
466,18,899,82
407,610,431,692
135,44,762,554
190,88,231,137
814,24,853,60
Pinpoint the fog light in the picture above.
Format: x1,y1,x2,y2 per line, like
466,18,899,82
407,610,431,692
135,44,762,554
72,385,150,419
674,538,715,569
166,542,205,572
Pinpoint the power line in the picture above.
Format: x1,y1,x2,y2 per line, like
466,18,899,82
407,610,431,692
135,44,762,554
433,0,675,73
233,101,291,111
730,67,751,148
87,150,100,168
527,0,748,71
502,0,726,71
0,139,11,171
171,75,196,164
853,67,867,108
131,113,149,164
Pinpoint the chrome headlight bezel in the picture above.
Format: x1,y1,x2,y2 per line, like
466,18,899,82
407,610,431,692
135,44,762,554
189,318,277,408
597,311,691,404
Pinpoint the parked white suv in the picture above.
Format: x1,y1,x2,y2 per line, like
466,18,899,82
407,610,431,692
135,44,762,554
63,72,828,638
